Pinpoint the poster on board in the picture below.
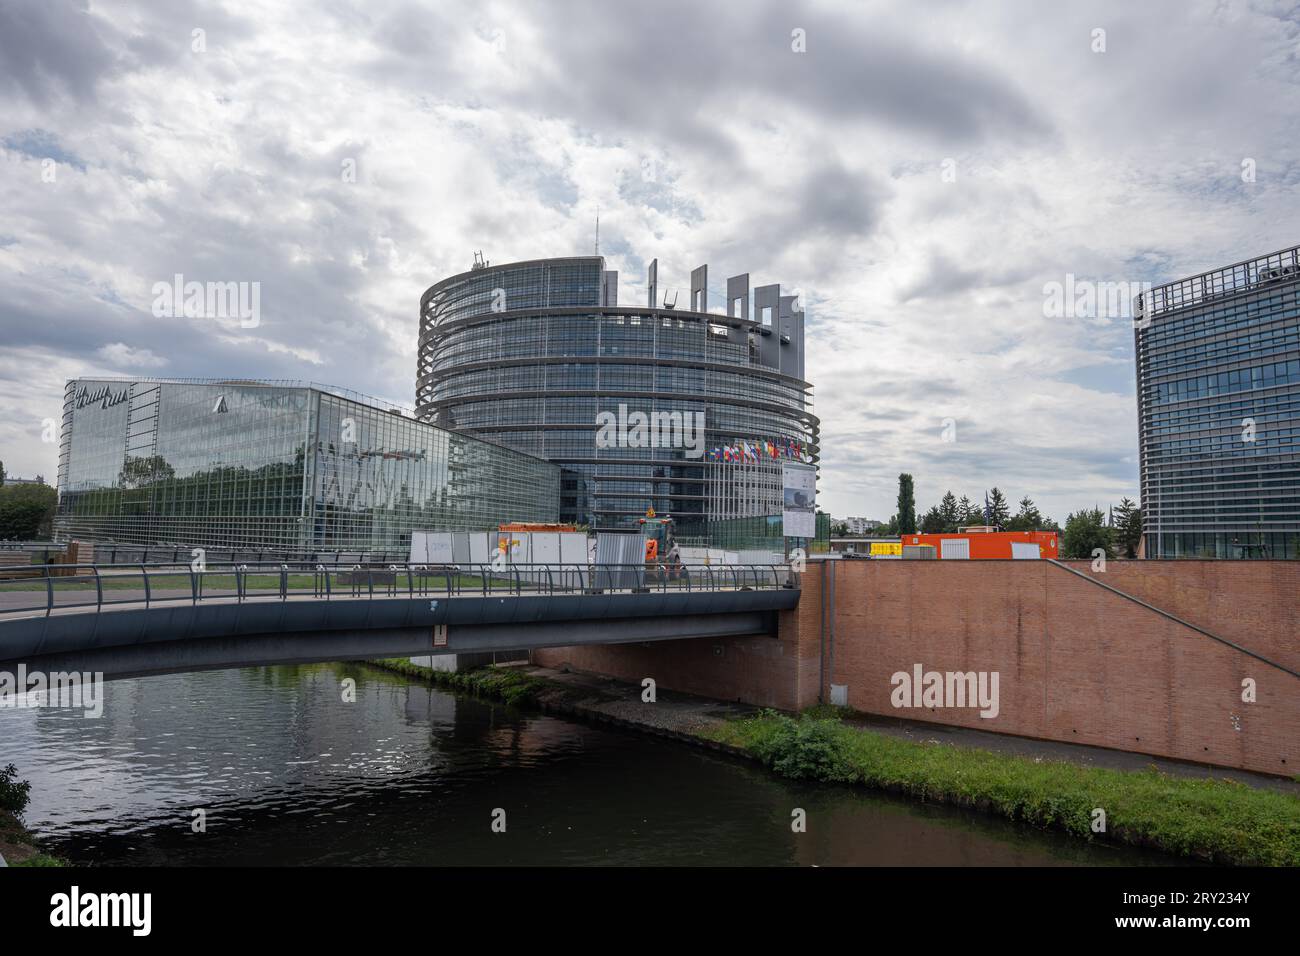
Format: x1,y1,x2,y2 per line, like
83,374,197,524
782,461,817,538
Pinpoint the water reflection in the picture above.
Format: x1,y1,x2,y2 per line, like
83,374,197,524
2,664,1176,866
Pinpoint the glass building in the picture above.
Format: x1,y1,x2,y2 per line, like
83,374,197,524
55,378,560,553
417,256,819,537
1135,243,1300,558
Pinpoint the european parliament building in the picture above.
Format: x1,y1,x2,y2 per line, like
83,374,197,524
1135,242,1300,558
55,379,559,553
417,256,820,538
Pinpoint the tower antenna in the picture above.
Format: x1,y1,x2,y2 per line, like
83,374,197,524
595,205,600,256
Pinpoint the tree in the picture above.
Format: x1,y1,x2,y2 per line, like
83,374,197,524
919,505,945,533
896,473,917,535
1006,495,1043,532
830,521,848,537
1061,507,1113,560
938,491,959,532
0,482,57,540
986,487,1011,527
957,495,982,526
0,460,5,486
1113,497,1143,558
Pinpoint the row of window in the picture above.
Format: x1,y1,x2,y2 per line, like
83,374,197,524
1148,360,1300,405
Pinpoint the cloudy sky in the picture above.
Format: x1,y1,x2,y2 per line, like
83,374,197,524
1,0,1297,523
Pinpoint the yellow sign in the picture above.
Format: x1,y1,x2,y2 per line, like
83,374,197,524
870,542,902,557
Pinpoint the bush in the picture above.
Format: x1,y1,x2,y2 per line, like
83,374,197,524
749,714,857,783
0,764,32,817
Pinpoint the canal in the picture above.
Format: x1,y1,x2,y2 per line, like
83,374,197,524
4,663,1178,866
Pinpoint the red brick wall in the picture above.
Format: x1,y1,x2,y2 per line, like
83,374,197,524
823,561,1298,776
1062,560,1300,673
532,567,824,711
533,560,1299,776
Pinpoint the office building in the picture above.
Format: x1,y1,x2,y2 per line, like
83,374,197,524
1135,243,1300,558
416,255,819,537
55,378,559,553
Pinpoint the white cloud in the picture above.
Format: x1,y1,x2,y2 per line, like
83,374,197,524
96,342,167,368
0,0,1297,521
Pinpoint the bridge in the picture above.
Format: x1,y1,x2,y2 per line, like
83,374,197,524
0,562,799,680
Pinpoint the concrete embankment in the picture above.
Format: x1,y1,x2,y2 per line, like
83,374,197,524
368,658,760,757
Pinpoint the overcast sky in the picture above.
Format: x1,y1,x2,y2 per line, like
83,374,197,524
1,0,1297,523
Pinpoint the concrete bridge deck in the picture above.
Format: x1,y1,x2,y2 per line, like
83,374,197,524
0,563,799,680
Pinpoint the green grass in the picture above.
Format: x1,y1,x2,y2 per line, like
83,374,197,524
702,711,1300,866
370,659,549,707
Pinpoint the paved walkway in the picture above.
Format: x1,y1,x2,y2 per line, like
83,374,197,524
519,665,1300,795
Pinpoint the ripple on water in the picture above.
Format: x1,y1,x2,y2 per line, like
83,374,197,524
3,663,1184,867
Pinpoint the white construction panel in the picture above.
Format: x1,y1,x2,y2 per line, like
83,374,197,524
676,546,712,566
531,532,561,565
559,533,588,566
423,533,454,565
940,538,970,560
408,532,429,564
468,533,492,565
500,531,528,564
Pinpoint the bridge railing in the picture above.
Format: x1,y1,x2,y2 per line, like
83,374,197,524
0,562,796,618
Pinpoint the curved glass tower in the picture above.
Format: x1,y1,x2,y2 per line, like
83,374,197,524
417,256,819,536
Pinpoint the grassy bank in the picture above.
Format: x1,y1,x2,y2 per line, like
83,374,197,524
370,657,551,707
702,710,1300,866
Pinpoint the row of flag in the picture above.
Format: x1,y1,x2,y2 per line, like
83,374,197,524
708,437,809,463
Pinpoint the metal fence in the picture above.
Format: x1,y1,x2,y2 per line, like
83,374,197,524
0,562,795,618
0,544,415,567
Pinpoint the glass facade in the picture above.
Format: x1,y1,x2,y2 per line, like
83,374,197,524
1135,244,1300,558
55,379,560,553
417,257,820,535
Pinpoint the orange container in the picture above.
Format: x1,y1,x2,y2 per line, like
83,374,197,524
899,530,1059,559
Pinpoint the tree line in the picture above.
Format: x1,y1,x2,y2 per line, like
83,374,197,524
831,473,1144,560
0,461,58,541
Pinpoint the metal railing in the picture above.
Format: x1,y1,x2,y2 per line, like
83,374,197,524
52,546,412,566
0,562,796,618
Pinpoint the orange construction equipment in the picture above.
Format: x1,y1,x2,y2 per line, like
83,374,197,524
900,530,1059,560
498,522,580,533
